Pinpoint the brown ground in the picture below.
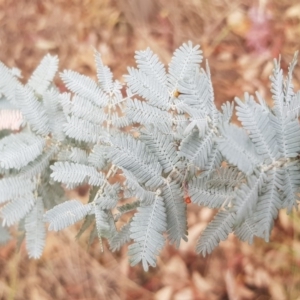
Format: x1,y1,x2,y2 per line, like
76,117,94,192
1,0,300,299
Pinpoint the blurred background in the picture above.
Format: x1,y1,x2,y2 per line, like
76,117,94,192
1,0,300,299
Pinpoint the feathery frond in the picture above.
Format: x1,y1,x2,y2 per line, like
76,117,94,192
19,144,59,178
88,144,108,169
15,84,50,135
135,48,167,85
217,123,261,174
162,181,187,247
128,195,167,271
109,222,132,252
196,210,235,256
27,54,58,95
125,68,170,110
0,62,20,102
60,70,108,107
122,169,157,204
94,51,114,93
206,167,245,189
179,129,215,169
140,128,179,174
44,200,92,231
25,198,46,259
109,134,163,188
254,168,284,242
233,171,266,226
63,115,107,143
0,132,45,170
94,207,116,239
235,93,279,162
284,51,298,104
189,177,232,209
1,196,35,226
126,99,172,133
0,177,36,204
62,94,106,124
168,41,203,93
50,161,106,188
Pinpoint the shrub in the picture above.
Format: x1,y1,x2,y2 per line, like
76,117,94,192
0,42,299,271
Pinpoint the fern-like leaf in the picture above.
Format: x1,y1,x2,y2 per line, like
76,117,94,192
0,62,20,102
179,129,214,169
140,128,179,174
135,47,167,85
234,216,256,245
271,113,300,158
15,84,50,135
125,68,170,110
235,93,279,162
43,88,66,141
94,207,116,239
88,144,108,169
94,51,114,93
27,54,58,95
60,70,108,107
109,134,163,189
286,91,300,118
126,99,172,133
62,94,106,124
189,177,232,209
206,167,245,189
19,144,59,179
128,195,167,271
68,147,89,164
63,115,107,143
217,123,261,174
25,198,46,259
167,41,202,94
122,169,157,204
254,168,284,242
1,196,35,226
114,201,140,221
162,181,187,247
16,84,50,135
199,144,222,178
270,57,284,113
44,200,92,231
233,171,266,226
284,51,298,104
0,177,36,204
94,183,120,209
50,161,106,188
196,210,235,256
0,132,45,170
109,222,132,252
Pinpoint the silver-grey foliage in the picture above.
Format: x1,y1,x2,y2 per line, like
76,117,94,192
0,42,300,271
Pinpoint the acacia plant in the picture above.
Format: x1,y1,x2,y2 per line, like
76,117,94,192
0,42,299,271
